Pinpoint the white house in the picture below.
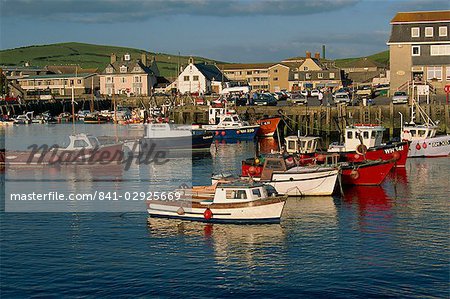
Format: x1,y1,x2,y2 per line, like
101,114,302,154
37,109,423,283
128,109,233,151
177,57,227,94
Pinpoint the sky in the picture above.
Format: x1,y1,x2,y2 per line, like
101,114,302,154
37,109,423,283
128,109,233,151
0,0,449,62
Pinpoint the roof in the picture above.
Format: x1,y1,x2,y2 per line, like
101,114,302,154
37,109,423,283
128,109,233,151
339,58,385,69
346,71,382,84
195,63,227,82
45,65,98,74
19,73,95,80
218,63,276,70
391,10,450,23
103,58,153,75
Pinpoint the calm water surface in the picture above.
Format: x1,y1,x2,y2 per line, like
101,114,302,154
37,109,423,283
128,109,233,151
0,126,449,298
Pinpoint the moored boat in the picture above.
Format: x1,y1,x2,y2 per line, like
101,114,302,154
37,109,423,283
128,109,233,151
256,116,281,137
328,124,408,167
147,182,287,224
400,101,450,158
340,159,395,186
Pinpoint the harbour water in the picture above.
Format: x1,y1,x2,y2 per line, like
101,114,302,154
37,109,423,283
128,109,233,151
0,126,449,297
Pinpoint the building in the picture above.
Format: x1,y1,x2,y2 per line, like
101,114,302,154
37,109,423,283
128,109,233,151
17,73,99,97
285,52,342,91
337,57,387,85
388,10,450,95
99,53,159,96
177,57,227,94
220,63,274,92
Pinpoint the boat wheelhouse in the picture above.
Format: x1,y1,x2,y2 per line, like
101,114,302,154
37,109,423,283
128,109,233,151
285,136,320,154
328,124,384,153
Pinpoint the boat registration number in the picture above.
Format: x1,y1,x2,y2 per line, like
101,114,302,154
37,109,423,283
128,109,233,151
384,145,403,154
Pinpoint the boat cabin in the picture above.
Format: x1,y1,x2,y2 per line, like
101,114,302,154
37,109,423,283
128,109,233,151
64,134,101,150
401,124,437,141
328,124,384,152
210,183,270,204
285,136,320,154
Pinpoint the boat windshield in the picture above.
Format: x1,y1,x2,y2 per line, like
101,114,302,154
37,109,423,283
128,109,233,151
88,137,100,147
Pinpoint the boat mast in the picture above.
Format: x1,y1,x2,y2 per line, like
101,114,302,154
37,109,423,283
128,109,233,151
71,85,76,123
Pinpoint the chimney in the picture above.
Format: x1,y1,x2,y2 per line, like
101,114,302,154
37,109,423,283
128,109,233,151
111,53,117,64
314,52,320,59
189,56,194,65
322,45,326,59
306,51,311,59
141,53,147,66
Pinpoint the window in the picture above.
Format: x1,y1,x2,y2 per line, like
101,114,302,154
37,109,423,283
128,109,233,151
412,46,420,56
193,75,199,81
252,189,261,198
74,140,89,148
425,27,433,37
247,71,252,75
411,27,420,37
329,72,335,79
318,73,323,79
294,73,299,80
347,131,353,139
439,26,448,37
274,69,278,73
306,73,311,80
106,67,113,73
106,77,112,83
303,66,309,71
446,66,450,80
120,65,127,73
77,79,82,84
430,45,450,56
70,80,74,85
133,67,141,72
363,131,369,139
121,77,126,83
226,190,247,200
427,66,442,81
134,76,141,83
184,76,189,81
273,77,278,81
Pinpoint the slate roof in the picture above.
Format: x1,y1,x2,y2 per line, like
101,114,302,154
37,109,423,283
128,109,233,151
195,63,228,82
218,63,277,70
339,58,385,69
20,73,95,80
102,59,153,75
45,65,98,74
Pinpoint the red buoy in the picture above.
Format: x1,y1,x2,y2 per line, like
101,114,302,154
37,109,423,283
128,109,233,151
316,154,325,162
354,154,360,160
422,142,427,149
204,208,213,220
392,151,400,161
248,166,256,175
350,170,360,180
221,131,226,136
416,143,421,150
215,131,219,136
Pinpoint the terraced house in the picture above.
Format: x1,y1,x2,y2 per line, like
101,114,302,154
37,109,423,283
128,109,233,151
100,53,159,96
388,10,450,95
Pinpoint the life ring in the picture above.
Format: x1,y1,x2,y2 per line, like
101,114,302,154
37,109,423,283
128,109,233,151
350,169,360,180
204,208,213,220
356,144,368,155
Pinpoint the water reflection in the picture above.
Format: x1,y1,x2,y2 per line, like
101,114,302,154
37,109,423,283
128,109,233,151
147,218,286,269
257,137,280,154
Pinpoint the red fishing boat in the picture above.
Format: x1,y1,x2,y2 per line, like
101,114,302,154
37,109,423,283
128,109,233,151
340,159,395,186
328,124,408,167
256,116,281,137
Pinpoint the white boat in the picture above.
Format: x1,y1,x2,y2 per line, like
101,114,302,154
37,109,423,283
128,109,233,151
237,155,338,196
400,101,450,158
147,182,287,224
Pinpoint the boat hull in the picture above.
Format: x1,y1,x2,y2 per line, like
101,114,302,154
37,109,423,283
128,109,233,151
407,135,450,157
139,132,213,152
341,160,395,186
147,197,286,224
4,144,123,165
257,117,281,137
256,167,339,196
338,141,409,167
201,125,259,140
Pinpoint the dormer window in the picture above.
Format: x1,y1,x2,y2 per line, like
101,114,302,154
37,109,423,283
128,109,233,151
106,67,113,73
124,53,131,61
425,27,433,37
133,66,141,72
411,27,420,37
120,65,127,73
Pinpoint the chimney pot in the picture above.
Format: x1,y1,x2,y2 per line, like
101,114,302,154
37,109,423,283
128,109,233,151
306,51,311,59
314,52,320,59
141,53,147,66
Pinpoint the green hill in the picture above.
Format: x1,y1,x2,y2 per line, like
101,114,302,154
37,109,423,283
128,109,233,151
335,50,389,67
0,42,223,78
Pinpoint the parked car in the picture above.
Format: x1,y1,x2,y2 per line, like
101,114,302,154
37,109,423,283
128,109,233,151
310,89,320,97
229,95,248,106
392,91,409,104
288,92,308,105
253,93,277,106
334,93,351,104
273,91,288,101
300,90,309,97
356,85,373,96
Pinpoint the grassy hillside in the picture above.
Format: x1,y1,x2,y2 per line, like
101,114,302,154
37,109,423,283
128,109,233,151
0,42,223,78
335,50,389,67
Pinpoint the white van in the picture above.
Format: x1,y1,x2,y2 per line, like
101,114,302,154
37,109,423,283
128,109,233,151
220,86,251,95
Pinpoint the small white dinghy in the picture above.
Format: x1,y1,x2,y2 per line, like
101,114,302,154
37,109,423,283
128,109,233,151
147,182,287,224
